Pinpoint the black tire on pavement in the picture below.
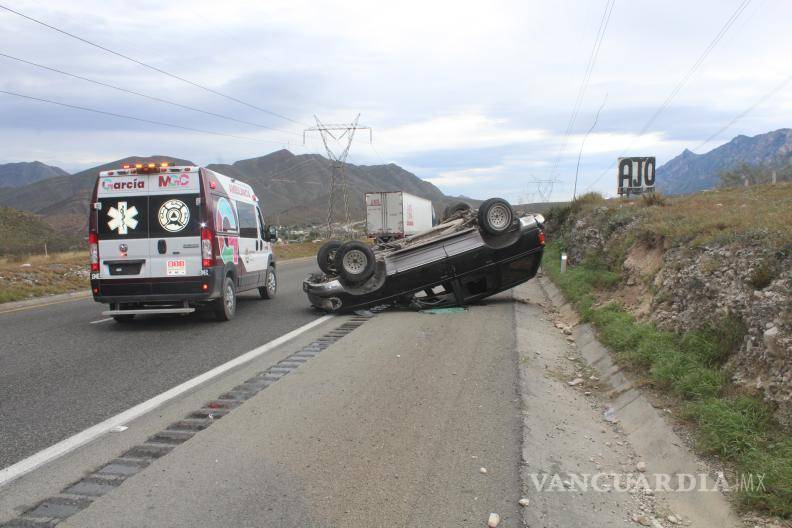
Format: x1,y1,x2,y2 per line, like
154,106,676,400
335,240,376,283
442,202,471,222
478,197,515,236
259,265,277,299
214,276,237,321
317,240,343,275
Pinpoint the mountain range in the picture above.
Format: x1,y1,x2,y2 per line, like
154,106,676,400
2,128,789,238
0,151,476,234
0,161,69,188
657,128,792,194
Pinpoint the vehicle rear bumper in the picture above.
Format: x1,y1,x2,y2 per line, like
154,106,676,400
91,267,224,305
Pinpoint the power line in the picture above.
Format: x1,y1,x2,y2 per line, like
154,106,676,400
693,73,792,152
636,0,753,137
0,52,300,137
0,3,306,127
549,0,616,183
0,89,287,145
585,0,753,192
573,94,608,200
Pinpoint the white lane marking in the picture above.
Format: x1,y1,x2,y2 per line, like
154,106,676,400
0,314,333,488
89,318,113,324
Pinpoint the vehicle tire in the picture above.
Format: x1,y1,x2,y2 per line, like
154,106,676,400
478,197,515,235
442,202,471,222
317,240,343,275
259,265,277,299
112,314,134,323
335,240,376,283
214,276,237,321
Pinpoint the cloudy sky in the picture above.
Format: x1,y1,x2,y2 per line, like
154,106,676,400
1,0,790,202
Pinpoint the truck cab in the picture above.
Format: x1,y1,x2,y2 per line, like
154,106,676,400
89,163,277,322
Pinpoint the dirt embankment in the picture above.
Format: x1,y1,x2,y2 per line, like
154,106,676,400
547,185,792,428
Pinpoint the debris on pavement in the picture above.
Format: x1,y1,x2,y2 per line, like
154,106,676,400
487,512,501,527
567,377,584,386
635,461,647,472
479,467,488,474
603,406,618,423
518,498,530,507
422,306,467,314
109,425,128,433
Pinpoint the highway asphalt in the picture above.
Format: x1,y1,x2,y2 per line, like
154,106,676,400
59,293,523,527
0,259,320,470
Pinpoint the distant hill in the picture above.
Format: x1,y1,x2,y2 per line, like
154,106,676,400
207,150,478,225
0,151,478,232
0,161,69,188
657,128,792,194
0,156,195,234
0,206,81,255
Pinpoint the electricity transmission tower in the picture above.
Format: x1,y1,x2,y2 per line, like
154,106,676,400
304,114,372,236
520,176,558,204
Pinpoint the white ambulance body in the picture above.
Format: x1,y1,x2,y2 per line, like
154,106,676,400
89,163,277,322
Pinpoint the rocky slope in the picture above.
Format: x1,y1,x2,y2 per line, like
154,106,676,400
657,128,792,194
548,185,792,427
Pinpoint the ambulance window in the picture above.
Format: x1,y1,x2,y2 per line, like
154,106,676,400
238,202,258,238
149,194,200,238
212,195,238,234
97,196,149,240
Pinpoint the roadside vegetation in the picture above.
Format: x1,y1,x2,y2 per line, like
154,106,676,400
543,185,792,518
0,251,88,303
0,206,82,256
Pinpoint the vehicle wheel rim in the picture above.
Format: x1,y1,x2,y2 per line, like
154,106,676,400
267,271,277,295
487,204,511,230
342,249,367,275
225,283,235,313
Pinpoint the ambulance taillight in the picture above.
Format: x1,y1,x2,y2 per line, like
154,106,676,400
89,231,99,272
201,227,214,268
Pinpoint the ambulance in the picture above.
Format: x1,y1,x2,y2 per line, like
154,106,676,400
89,162,277,322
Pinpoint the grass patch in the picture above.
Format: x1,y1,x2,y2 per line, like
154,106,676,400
542,240,790,518
0,251,89,303
273,241,323,261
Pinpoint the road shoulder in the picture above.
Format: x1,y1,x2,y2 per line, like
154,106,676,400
514,277,741,527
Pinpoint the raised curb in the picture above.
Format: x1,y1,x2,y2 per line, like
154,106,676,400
536,276,741,528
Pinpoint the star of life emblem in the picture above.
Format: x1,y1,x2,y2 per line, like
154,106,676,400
107,201,139,235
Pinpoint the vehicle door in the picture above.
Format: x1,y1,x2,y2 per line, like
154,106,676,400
96,174,150,283
236,201,266,289
147,170,202,281
256,206,273,285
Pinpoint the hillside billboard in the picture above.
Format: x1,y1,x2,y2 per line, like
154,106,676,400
617,157,656,195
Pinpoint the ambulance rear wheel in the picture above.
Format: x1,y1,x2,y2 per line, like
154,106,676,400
214,276,237,321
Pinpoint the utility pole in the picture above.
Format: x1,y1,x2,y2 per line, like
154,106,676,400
304,115,372,237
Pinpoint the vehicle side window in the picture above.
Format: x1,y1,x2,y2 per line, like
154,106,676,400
238,202,258,239
212,195,238,234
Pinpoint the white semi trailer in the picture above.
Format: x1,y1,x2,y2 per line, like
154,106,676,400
365,191,435,243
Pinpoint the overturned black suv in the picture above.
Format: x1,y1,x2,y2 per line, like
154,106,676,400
303,198,545,312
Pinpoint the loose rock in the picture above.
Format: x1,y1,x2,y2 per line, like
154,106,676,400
487,512,500,527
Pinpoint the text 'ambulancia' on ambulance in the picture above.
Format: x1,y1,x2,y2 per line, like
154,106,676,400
88,162,277,322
